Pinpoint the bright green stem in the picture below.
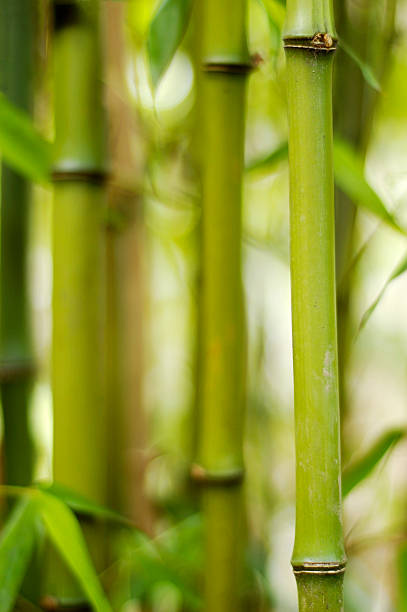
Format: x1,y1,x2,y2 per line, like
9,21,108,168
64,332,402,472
201,487,245,611
197,73,247,477
53,183,106,502
284,0,336,38
296,574,344,611
285,2,346,603
194,0,249,610
0,0,36,487
49,0,107,603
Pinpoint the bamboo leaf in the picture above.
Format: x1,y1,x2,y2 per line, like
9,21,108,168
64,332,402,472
333,137,403,233
35,492,112,612
147,0,193,89
36,482,131,526
246,141,288,173
255,0,285,48
359,251,407,332
245,139,403,234
339,38,381,92
0,498,37,612
342,429,405,498
0,94,51,183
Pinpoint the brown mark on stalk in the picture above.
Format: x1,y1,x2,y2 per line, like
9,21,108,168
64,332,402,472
190,463,244,487
203,60,254,74
284,33,337,52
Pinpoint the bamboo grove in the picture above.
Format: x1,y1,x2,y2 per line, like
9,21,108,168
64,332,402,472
0,0,406,611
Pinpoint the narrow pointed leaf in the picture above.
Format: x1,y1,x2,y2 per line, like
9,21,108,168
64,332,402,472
255,0,285,47
35,492,112,612
359,251,407,332
0,94,51,183
36,482,131,526
342,429,405,497
339,38,381,92
246,141,288,173
333,138,403,233
245,140,402,237
0,498,37,612
147,0,193,89
334,141,401,232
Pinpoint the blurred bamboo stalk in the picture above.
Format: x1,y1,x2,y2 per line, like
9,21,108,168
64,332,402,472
284,0,346,608
333,0,397,455
47,0,108,603
103,0,153,532
191,0,250,609
0,0,36,488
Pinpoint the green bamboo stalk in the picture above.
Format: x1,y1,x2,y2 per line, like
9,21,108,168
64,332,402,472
0,0,36,488
48,0,107,604
284,2,346,609
333,0,397,457
191,1,250,610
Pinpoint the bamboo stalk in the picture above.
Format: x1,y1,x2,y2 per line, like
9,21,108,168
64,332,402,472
333,0,397,457
103,0,152,531
47,0,107,604
284,1,346,609
191,1,250,609
0,0,36,488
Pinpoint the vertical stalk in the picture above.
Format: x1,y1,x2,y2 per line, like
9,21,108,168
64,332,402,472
191,1,250,610
333,0,397,457
284,1,346,609
0,0,36,487
103,0,152,531
48,0,107,604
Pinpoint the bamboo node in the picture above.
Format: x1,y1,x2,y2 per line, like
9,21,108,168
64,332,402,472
52,169,109,185
283,35,337,52
190,464,244,486
41,595,92,612
0,360,35,383
203,62,254,75
292,561,346,576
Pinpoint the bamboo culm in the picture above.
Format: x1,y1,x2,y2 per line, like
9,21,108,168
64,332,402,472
47,0,107,604
0,0,36,488
284,0,346,609
191,1,250,610
333,0,397,458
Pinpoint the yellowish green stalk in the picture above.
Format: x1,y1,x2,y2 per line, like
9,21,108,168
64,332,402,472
284,0,346,608
48,0,107,604
192,0,250,610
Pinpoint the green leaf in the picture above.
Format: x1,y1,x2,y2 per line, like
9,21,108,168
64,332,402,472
333,137,403,233
339,38,381,92
147,0,193,89
0,498,37,612
0,94,51,183
127,516,202,609
359,251,407,332
35,492,112,612
36,482,131,526
255,0,285,49
342,429,405,498
246,141,288,173
245,138,404,234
